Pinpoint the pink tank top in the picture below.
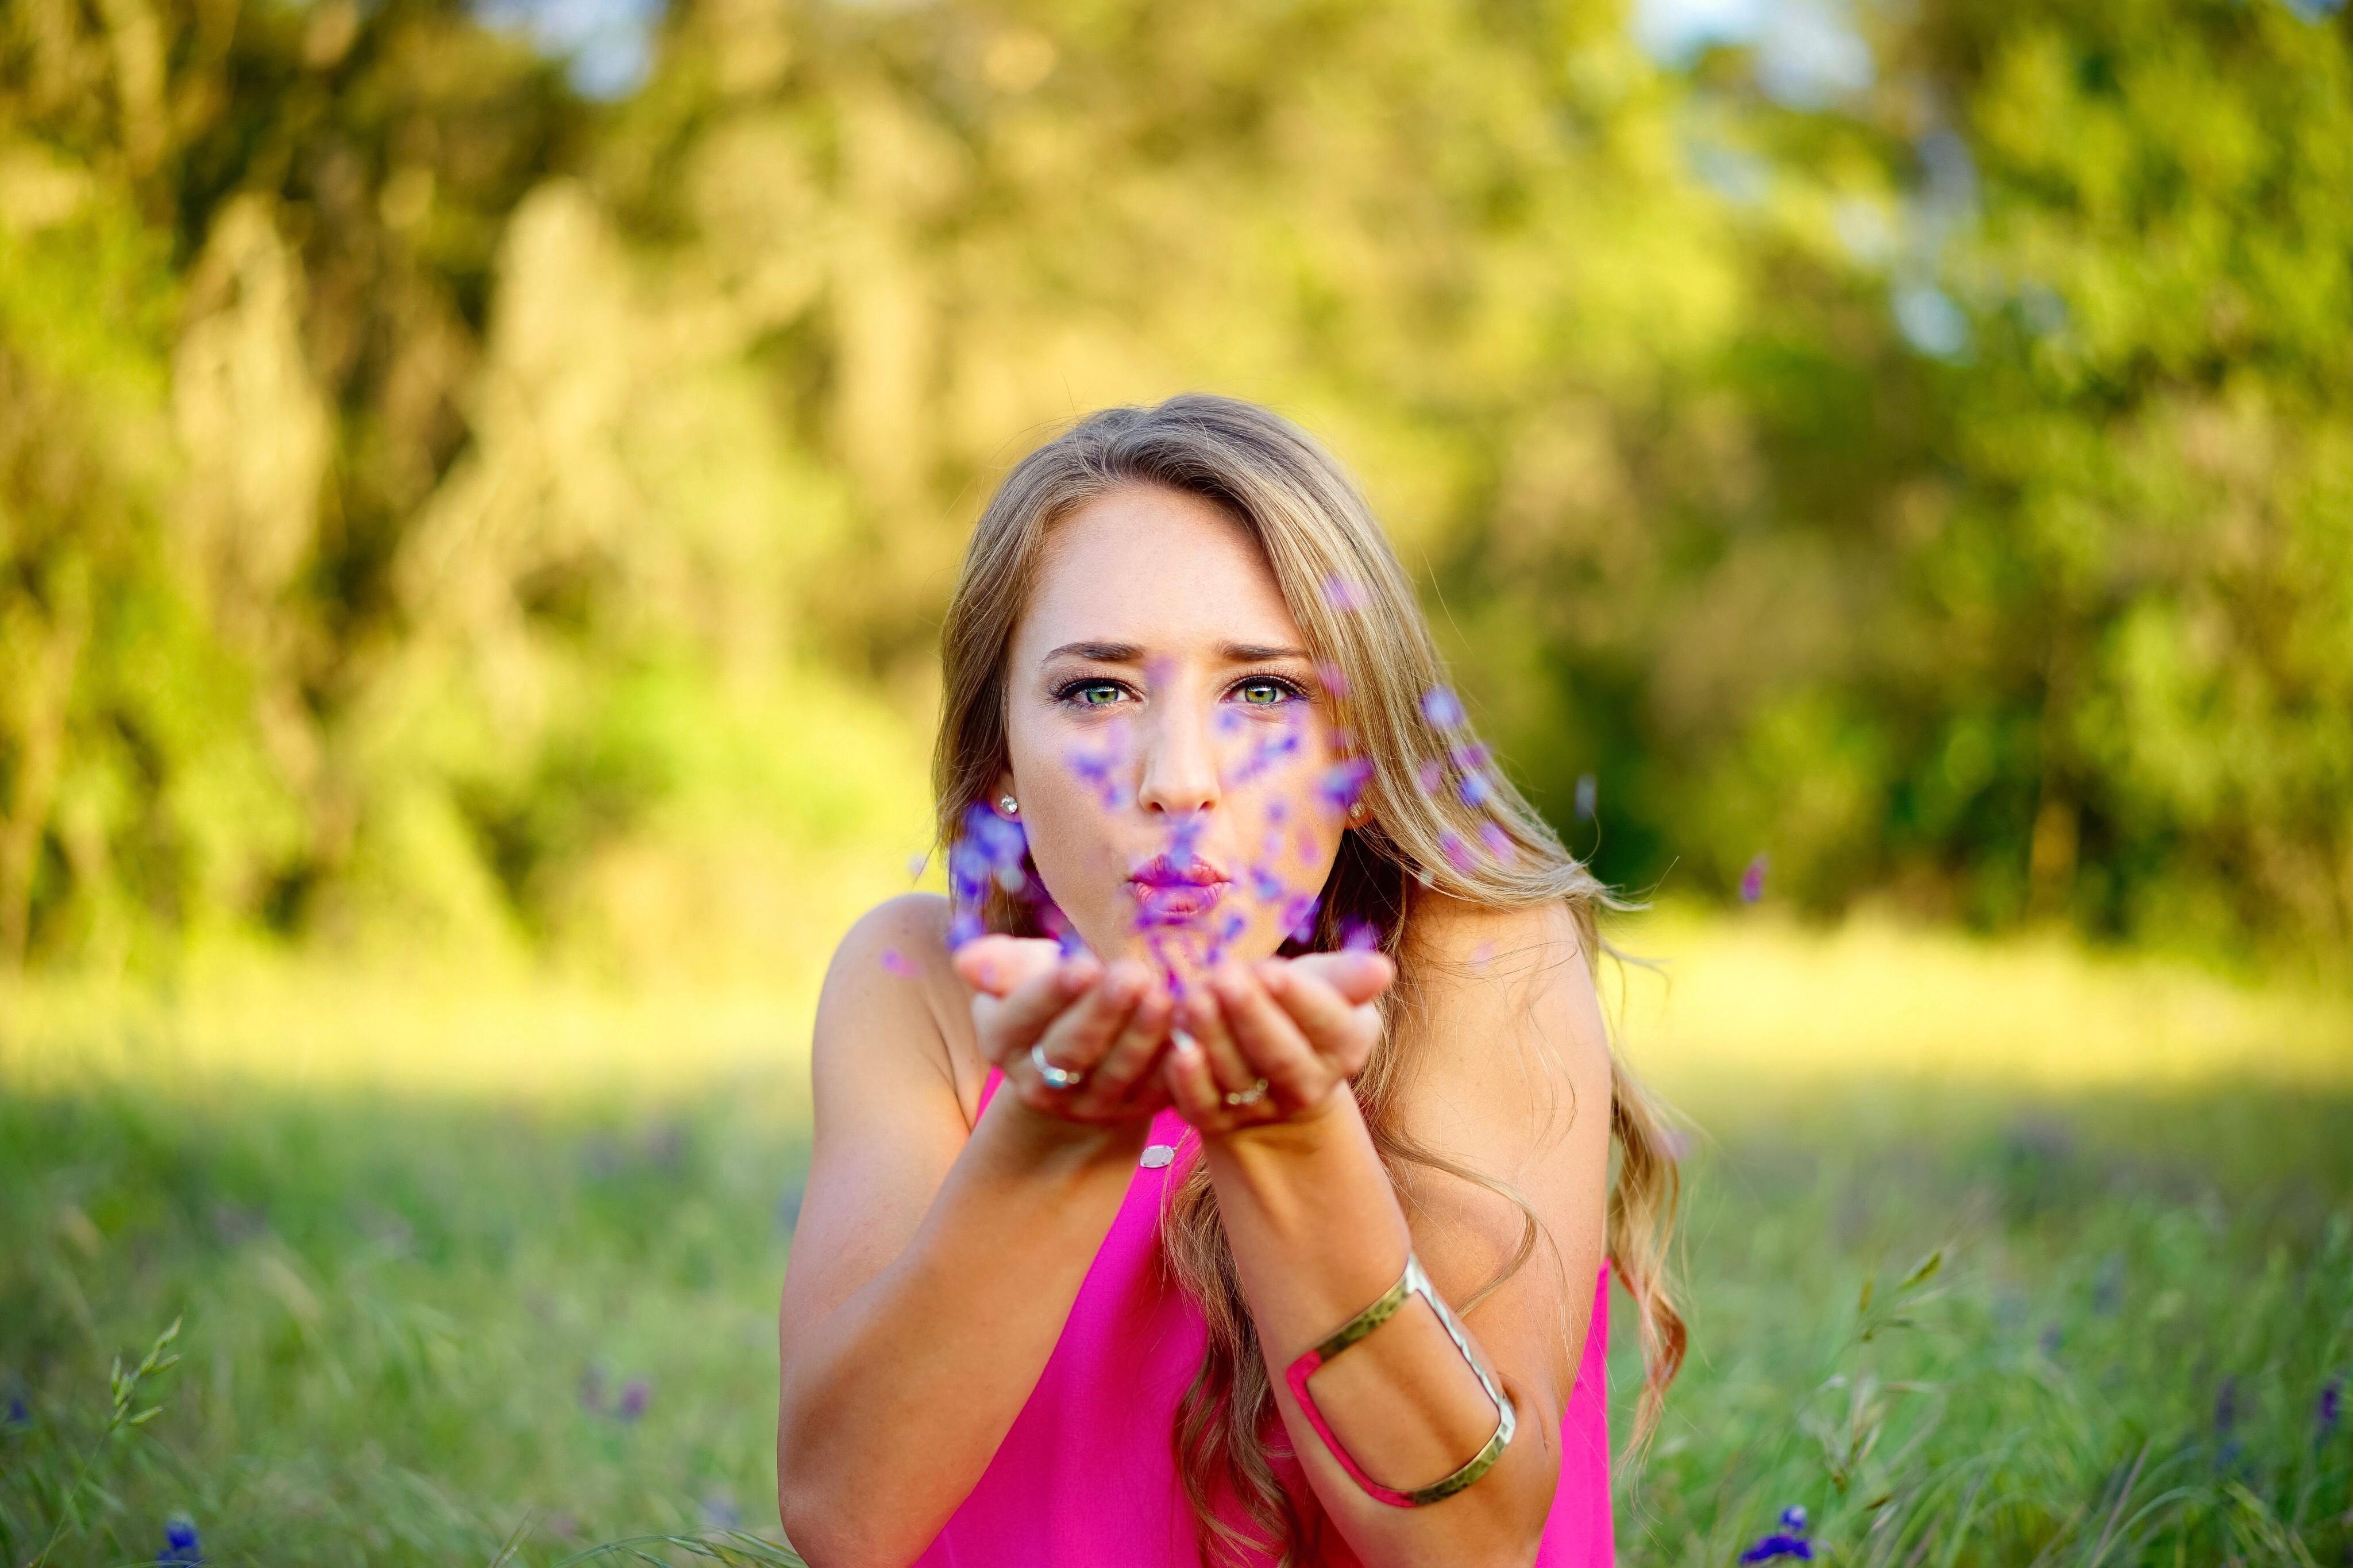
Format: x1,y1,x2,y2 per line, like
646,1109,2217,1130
913,1079,1614,1567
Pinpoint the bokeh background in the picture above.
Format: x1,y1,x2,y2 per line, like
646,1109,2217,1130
2,0,2349,1561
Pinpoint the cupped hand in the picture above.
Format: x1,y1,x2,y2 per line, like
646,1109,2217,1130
1163,949,1395,1137
954,934,1176,1123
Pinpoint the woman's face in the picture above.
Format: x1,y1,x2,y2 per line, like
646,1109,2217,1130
1001,484,1348,984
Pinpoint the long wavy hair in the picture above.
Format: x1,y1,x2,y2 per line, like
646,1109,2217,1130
935,395,1685,1566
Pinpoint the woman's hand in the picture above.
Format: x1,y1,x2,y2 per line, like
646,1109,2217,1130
1164,950,1395,1137
954,935,1176,1123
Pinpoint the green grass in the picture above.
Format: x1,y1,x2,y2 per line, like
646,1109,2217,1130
2,928,2350,1565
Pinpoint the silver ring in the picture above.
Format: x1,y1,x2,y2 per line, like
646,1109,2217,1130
1222,1077,1270,1109
1030,1041,1087,1090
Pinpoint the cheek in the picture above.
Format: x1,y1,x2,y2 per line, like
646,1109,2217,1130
1005,737,1129,928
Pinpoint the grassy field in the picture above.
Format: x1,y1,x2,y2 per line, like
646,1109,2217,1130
2,914,2348,1566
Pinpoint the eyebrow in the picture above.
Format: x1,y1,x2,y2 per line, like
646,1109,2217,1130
1040,640,1310,665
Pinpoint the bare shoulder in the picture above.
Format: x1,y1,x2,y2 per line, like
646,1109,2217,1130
815,894,986,1122
1392,893,1612,1169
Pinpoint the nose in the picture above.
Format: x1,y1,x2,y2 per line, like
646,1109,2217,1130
1135,698,1221,818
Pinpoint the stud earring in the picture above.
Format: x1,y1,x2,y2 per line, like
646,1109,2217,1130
999,795,1019,816
1348,802,1367,822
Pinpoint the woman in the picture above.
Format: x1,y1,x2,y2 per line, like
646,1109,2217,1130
777,395,1684,1568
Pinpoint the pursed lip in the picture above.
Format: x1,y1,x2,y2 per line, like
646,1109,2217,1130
1127,855,1230,925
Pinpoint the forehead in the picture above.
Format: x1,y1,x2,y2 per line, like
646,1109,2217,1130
1017,485,1303,653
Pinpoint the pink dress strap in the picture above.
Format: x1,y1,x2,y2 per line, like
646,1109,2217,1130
912,1069,1614,1566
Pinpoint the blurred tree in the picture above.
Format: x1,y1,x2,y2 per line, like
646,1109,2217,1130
2,0,2346,974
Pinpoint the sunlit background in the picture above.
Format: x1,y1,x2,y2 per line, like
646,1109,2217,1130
2,0,2348,1561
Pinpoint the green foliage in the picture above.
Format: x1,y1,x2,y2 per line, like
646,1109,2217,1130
3,0,2349,971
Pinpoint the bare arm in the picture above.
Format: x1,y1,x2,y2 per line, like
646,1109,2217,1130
776,897,1172,1568
1170,901,1612,1567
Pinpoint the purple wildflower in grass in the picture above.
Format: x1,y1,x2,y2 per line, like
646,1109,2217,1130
1316,661,1350,698
2092,1254,2123,1316
1440,831,1478,874
1419,686,1466,728
1574,773,1597,821
1739,1506,1812,1563
1317,757,1375,813
157,1515,203,1565
1416,759,1445,795
2039,1324,2063,1358
3,1394,26,1428
1739,853,1768,903
701,1493,743,1532
580,1365,605,1414
1321,576,1370,612
879,948,920,979
2319,1375,2342,1442
617,1378,650,1422
1480,821,1514,862
1340,919,1382,952
2215,1376,2243,1467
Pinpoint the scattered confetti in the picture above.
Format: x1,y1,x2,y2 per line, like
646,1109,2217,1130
1417,758,1445,794
1480,821,1514,860
880,948,920,978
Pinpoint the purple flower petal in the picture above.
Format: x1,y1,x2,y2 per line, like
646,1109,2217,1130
1480,821,1514,861
1440,831,1477,873
879,948,919,979
1739,853,1768,903
1322,576,1371,612
1420,686,1466,728
1316,758,1374,812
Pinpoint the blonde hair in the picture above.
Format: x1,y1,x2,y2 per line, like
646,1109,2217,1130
935,395,1684,1565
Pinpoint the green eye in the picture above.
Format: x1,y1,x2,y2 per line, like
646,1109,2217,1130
1238,680,1289,705
1075,682,1123,706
